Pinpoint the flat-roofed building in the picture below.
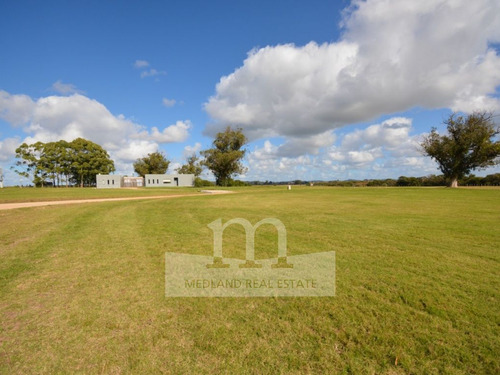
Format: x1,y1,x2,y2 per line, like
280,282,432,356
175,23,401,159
96,174,123,188
145,174,194,187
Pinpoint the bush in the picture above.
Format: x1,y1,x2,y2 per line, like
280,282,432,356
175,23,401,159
194,177,215,187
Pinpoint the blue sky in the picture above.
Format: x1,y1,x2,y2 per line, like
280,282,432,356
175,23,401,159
1,0,500,185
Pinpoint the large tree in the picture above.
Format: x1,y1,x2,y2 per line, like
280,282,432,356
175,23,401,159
133,151,170,178
201,126,247,186
12,138,115,187
421,111,500,187
70,138,115,187
176,155,202,177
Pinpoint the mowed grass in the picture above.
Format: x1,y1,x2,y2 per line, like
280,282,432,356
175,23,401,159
0,187,498,374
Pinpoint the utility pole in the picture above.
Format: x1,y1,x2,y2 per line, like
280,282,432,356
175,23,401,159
0,168,3,188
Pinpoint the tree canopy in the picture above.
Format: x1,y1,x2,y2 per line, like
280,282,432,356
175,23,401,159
201,127,247,186
176,155,202,177
12,138,115,187
420,111,500,187
70,138,116,187
133,151,170,178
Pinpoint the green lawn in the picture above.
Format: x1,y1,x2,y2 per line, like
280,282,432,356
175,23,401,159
0,187,499,374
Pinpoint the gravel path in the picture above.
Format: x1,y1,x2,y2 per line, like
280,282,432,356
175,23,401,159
0,190,233,211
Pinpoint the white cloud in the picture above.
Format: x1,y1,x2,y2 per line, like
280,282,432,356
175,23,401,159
0,91,191,175
51,80,83,95
0,137,20,161
244,117,438,181
113,140,158,163
183,142,202,158
135,120,191,143
205,41,359,140
277,131,336,157
134,60,150,68
169,162,181,173
162,98,176,107
325,117,422,168
205,0,500,146
341,118,413,151
0,90,36,126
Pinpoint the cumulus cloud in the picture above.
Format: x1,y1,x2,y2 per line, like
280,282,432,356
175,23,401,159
135,120,191,143
0,137,20,161
183,142,202,158
277,131,336,157
205,0,500,142
326,117,422,167
0,91,191,173
0,90,36,126
245,117,438,181
113,140,159,162
341,118,414,151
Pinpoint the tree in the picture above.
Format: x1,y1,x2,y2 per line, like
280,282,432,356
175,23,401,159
12,138,114,187
12,142,48,187
421,112,500,187
69,138,115,187
39,141,72,187
201,126,247,186
176,155,202,177
133,151,170,178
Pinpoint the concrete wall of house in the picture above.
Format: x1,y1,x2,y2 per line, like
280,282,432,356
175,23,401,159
96,175,123,188
145,174,194,187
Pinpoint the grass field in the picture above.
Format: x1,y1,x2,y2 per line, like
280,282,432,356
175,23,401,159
0,186,499,374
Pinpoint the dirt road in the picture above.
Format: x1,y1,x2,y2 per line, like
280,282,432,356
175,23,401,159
0,190,233,211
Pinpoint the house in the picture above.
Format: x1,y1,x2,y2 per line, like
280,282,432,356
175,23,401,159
96,174,194,188
144,174,194,187
96,174,124,188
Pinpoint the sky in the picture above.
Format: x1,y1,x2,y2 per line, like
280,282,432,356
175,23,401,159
1,0,500,185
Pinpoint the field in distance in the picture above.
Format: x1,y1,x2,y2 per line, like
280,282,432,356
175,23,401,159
0,186,498,374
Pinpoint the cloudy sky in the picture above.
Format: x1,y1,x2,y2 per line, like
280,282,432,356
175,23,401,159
1,0,499,185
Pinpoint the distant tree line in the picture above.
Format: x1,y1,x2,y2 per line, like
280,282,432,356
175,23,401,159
253,173,500,187
12,138,115,187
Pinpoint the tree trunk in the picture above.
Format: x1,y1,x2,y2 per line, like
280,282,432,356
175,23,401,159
449,177,458,188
